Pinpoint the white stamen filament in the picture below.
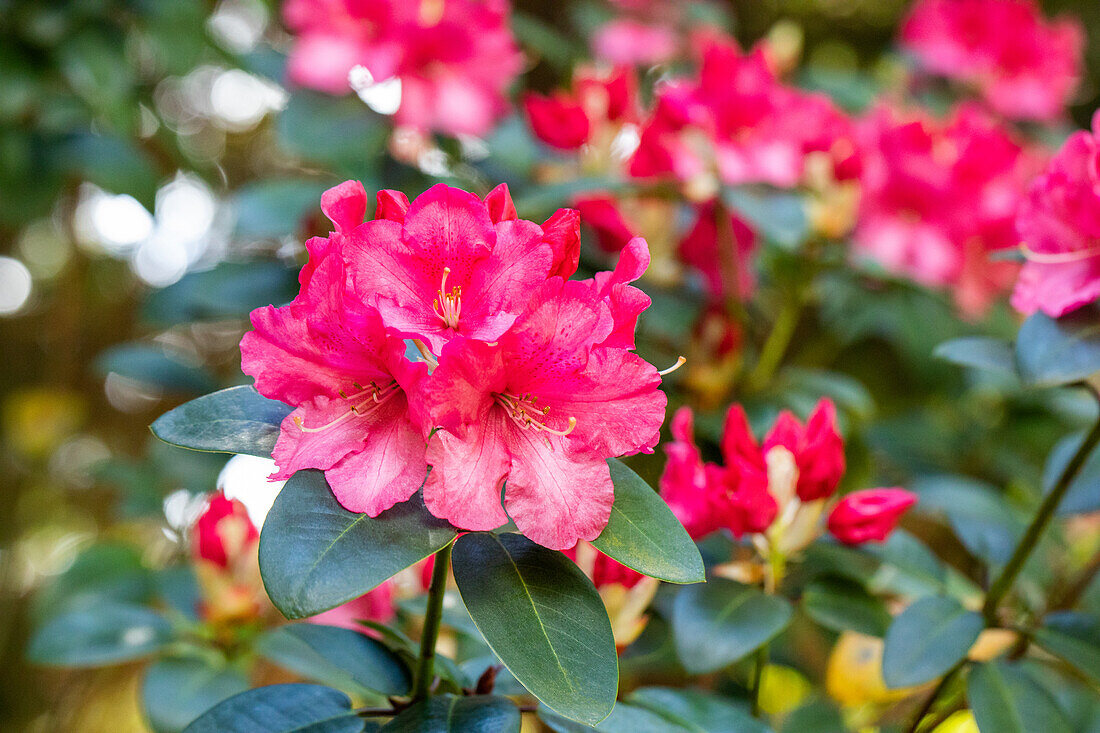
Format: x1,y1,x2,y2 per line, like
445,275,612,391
1020,242,1100,264
294,381,400,433
432,267,462,330
495,392,577,437
658,356,687,376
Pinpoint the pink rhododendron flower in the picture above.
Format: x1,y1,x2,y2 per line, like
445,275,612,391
282,0,523,136
593,19,679,66
678,201,757,300
827,488,917,545
192,493,258,569
347,183,581,354
241,253,430,516
854,103,1042,315
310,582,397,628
564,543,645,589
901,0,1083,122
575,195,638,253
524,92,591,150
524,67,639,151
424,273,666,550
1011,112,1100,317
629,34,858,189
762,400,845,502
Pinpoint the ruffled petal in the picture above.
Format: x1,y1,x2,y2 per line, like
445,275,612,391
375,190,410,222
321,180,368,233
423,414,511,531
541,208,582,278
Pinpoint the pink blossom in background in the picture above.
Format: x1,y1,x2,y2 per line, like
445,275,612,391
593,19,679,66
563,543,645,589
629,34,859,189
854,103,1042,315
309,582,397,628
192,493,258,569
524,92,591,150
282,0,523,136
659,407,718,539
827,488,917,545
762,399,845,502
575,195,638,253
524,66,639,151
678,201,757,301
901,0,1083,122
1012,112,1100,318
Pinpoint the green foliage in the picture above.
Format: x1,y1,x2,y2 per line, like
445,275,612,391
258,471,456,619
1016,308,1100,387
182,684,368,733
801,578,892,637
881,596,983,688
151,385,292,458
27,601,172,667
968,661,1073,733
1031,612,1100,687
451,532,617,725
671,578,793,674
381,695,521,733
142,656,250,733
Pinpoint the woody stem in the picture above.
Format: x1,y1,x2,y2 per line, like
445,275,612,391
413,540,453,701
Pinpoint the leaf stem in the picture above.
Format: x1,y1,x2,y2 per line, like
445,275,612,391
413,540,453,701
748,296,803,392
904,661,965,733
750,643,768,718
982,407,1100,624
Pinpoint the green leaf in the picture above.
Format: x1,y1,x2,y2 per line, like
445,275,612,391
968,661,1072,733
590,459,704,584
1031,612,1100,686
451,532,617,725
27,601,172,667
151,386,291,458
911,476,1024,566
30,542,153,622
381,695,520,732
257,624,411,697
182,684,366,733
934,337,1017,377
259,470,455,619
671,578,793,674
801,578,891,637
95,343,218,394
1043,432,1100,515
232,179,327,239
143,261,299,325
1015,308,1100,387
276,92,386,173
722,186,808,250
539,703,695,732
881,596,983,688
142,656,250,733
781,698,845,733
626,687,772,733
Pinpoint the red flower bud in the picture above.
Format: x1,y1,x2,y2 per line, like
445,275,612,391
191,493,258,568
523,92,591,150
827,488,917,545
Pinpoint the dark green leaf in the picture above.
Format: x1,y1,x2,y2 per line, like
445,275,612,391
151,386,291,458
30,542,153,622
182,684,365,733
27,602,172,667
259,471,454,619
538,703,694,732
381,695,520,733
881,596,982,688
802,578,891,637
968,661,1072,733
590,459,704,584
451,532,617,725
142,656,250,733
143,261,299,325
233,180,327,239
911,476,1024,566
1043,432,1100,515
934,337,1017,377
96,344,217,394
722,186,807,250
277,92,386,172
1015,308,1100,387
671,578,793,674
257,624,411,697
1032,612,1100,686
781,698,845,733
626,687,772,733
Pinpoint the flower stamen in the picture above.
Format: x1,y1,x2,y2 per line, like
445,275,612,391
432,267,462,330
294,380,400,433
658,356,687,376
1020,242,1100,264
495,392,577,436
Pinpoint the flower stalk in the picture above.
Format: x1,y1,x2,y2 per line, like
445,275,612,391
413,540,454,701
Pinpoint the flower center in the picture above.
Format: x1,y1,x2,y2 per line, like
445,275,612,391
494,392,577,436
432,267,462,330
293,380,400,433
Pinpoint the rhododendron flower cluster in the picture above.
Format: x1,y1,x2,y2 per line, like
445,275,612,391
1011,112,1100,318
901,0,1084,122
242,181,668,550
282,0,523,136
659,399,915,555
854,103,1043,315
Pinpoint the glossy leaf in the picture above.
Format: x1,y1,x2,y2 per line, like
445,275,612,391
671,578,793,674
1015,308,1100,387
912,476,1024,566
451,532,617,725
151,386,291,458
539,703,694,732
259,470,455,619
27,601,172,667
781,698,845,733
590,459,704,584
934,337,1016,377
257,623,411,697
144,262,299,326
881,596,982,688
142,656,250,733
1031,612,1100,686
182,684,365,733
968,661,1072,733
381,695,520,733
30,542,153,622
801,578,891,637
626,687,772,733
233,179,327,239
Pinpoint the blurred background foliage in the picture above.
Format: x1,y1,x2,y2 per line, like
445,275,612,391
3,0,1100,731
